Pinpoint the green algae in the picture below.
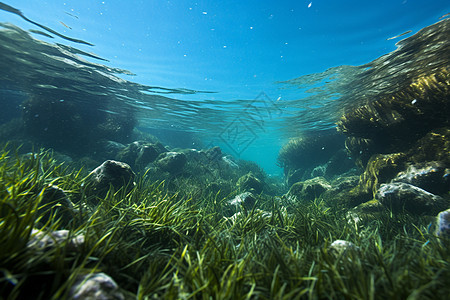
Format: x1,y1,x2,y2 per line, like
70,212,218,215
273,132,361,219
0,145,449,299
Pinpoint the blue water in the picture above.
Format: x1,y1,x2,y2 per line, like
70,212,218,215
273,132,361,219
1,0,449,175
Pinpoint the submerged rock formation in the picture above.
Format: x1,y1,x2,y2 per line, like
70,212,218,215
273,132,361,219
376,182,447,215
336,64,449,212
87,160,136,200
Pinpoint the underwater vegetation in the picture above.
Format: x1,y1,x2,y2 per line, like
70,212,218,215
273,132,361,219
277,20,450,216
1,145,449,299
276,132,354,187
0,8,449,299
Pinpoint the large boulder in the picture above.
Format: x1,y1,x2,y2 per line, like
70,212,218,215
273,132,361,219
345,128,450,208
38,184,76,227
87,160,136,199
154,152,187,174
392,161,450,195
346,153,407,206
376,182,448,215
237,173,263,194
286,177,331,202
115,141,166,170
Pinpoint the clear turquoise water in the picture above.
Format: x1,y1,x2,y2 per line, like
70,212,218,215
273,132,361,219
1,0,449,175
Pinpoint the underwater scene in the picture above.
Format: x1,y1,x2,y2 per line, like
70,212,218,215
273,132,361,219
1,1,450,299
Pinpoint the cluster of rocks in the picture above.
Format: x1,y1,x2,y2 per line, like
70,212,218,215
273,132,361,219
278,67,450,217
337,67,449,216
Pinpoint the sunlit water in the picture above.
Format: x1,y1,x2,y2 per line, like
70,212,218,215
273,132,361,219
0,1,449,175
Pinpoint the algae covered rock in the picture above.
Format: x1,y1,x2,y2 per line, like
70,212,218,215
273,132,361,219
409,127,450,165
38,184,76,226
135,143,164,167
376,182,447,215
324,148,355,179
335,66,450,210
237,173,263,194
337,69,450,164
115,141,166,170
154,151,187,174
286,177,331,202
346,199,386,224
277,133,345,180
87,160,136,199
229,192,257,210
96,140,126,159
347,153,407,206
205,146,223,161
344,136,377,169
345,128,450,208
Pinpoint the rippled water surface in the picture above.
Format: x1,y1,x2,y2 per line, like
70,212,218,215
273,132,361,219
1,1,449,174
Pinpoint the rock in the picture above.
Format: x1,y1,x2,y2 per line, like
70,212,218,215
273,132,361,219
336,70,450,158
154,152,187,174
38,184,75,226
346,200,386,224
330,176,360,193
21,95,135,155
27,229,84,253
286,169,305,188
69,272,124,300
88,160,136,199
52,152,74,164
392,161,450,195
205,181,232,199
286,177,331,202
237,173,263,194
135,144,163,167
435,209,450,239
277,133,345,174
96,140,126,159
409,127,450,165
376,182,447,215
115,141,166,169
224,192,257,217
225,209,272,224
329,240,360,256
114,141,141,166
347,153,407,206
183,149,208,164
205,146,223,161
